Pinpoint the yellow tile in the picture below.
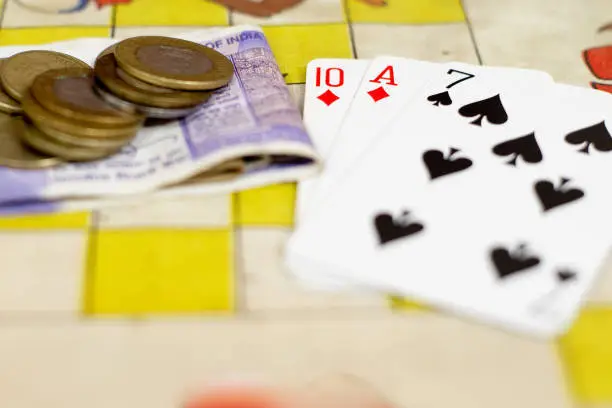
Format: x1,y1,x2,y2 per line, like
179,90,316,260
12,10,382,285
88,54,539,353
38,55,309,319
115,0,228,26
347,0,465,24
235,183,296,226
85,229,233,314
388,295,428,311
0,27,110,46
558,307,612,404
0,212,89,229
262,24,352,84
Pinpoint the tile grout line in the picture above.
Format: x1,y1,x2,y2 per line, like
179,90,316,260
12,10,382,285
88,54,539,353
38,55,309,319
227,5,234,26
226,7,244,317
0,0,10,30
81,211,101,317
460,0,483,65
232,194,248,315
109,5,118,38
342,0,358,59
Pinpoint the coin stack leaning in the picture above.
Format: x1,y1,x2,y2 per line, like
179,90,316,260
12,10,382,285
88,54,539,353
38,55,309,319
0,50,144,168
0,36,235,169
93,36,235,119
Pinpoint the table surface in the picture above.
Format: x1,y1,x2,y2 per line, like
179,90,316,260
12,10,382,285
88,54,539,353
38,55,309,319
0,1,611,407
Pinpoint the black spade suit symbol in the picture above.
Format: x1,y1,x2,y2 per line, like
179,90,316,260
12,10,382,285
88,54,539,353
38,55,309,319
423,148,473,180
534,178,585,212
492,132,543,166
565,121,612,154
490,244,541,279
374,210,424,245
458,94,508,126
427,91,452,107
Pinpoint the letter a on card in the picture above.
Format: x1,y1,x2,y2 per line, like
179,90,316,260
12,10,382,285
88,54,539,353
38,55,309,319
367,64,398,102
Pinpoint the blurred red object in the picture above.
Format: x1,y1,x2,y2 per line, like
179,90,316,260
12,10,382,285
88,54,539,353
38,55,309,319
591,82,612,93
183,374,395,408
184,386,286,408
583,45,612,80
94,0,132,7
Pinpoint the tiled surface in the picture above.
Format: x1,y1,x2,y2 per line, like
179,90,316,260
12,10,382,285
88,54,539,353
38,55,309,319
0,315,572,408
2,0,111,27
262,23,353,83
0,0,609,407
352,23,479,62
462,0,612,85
114,0,229,27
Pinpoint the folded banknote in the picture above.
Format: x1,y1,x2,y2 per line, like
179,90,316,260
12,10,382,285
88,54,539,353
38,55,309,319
0,25,319,213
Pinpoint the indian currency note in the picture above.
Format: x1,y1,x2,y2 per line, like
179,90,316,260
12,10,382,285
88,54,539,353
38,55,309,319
0,25,319,210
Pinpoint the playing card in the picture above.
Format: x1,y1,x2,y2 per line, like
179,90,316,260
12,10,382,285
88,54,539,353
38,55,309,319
290,61,555,291
285,64,610,337
300,57,447,221
293,57,447,290
292,59,371,290
296,58,371,223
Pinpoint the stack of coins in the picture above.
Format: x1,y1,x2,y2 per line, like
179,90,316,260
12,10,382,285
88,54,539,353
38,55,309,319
93,36,234,119
0,36,234,169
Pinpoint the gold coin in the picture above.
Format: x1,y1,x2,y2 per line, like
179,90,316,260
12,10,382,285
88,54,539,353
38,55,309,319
113,36,234,90
22,92,141,139
1,50,89,101
94,53,212,108
93,81,201,119
0,60,21,114
36,120,136,150
0,113,61,169
22,121,121,162
31,67,143,127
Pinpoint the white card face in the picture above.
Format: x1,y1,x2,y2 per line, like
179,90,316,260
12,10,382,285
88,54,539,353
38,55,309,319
293,58,371,290
301,57,447,221
286,64,611,337
294,57,445,290
296,58,371,223
289,62,554,291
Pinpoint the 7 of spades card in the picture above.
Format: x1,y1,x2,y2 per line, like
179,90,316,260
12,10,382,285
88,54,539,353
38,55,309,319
285,63,608,337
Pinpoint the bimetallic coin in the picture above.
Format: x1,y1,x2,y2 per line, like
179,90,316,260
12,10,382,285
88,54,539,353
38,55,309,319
113,36,234,90
0,114,61,169
117,67,175,94
22,121,122,162
0,50,89,101
22,92,142,139
94,82,201,119
31,68,143,127
0,60,22,114
94,53,212,108
36,120,137,150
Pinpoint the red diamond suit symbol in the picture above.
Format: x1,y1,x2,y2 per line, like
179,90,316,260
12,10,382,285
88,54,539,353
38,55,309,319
368,86,390,102
317,89,340,106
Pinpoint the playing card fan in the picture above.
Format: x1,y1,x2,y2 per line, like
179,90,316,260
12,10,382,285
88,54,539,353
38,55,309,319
287,57,612,339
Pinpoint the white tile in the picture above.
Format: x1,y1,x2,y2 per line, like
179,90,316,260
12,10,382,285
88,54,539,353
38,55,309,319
238,228,411,312
0,231,86,314
352,23,479,63
97,194,232,229
3,0,112,27
462,0,612,85
232,0,345,25
0,315,571,408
